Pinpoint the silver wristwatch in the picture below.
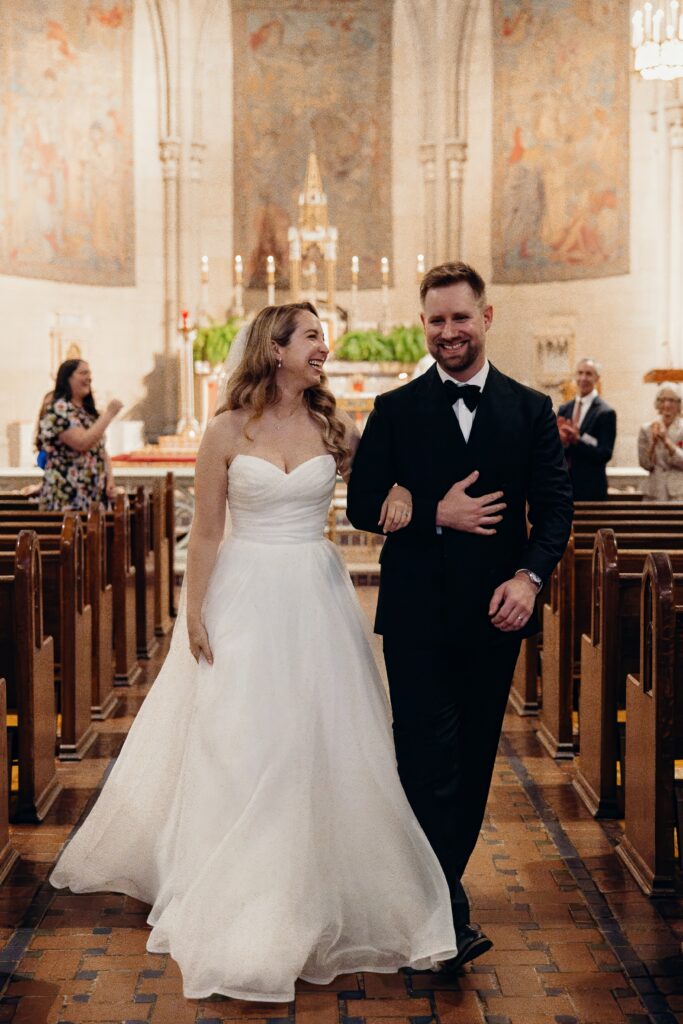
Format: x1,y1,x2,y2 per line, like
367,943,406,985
515,568,543,592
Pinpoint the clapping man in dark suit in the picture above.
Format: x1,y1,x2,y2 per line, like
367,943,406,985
346,263,573,972
557,359,616,501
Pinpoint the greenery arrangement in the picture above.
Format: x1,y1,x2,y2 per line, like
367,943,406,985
193,318,243,366
334,324,426,363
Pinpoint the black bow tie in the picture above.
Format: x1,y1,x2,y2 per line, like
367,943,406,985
443,380,481,412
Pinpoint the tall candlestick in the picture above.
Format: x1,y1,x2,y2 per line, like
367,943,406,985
350,256,359,330
233,255,244,317
199,255,209,325
266,255,276,306
416,253,425,283
380,258,390,334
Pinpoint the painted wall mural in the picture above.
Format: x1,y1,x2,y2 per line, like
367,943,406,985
0,1,134,285
492,0,629,284
232,0,392,290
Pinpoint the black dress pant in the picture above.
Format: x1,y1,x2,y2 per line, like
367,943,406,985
383,628,521,927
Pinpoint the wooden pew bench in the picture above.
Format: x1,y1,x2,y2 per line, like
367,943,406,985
0,514,95,761
617,552,683,895
539,522,683,759
0,531,61,821
0,494,139,686
0,505,118,720
574,529,683,817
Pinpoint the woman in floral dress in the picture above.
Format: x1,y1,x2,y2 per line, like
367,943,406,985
36,359,123,512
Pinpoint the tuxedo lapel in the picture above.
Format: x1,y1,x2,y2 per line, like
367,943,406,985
579,397,601,437
465,364,513,470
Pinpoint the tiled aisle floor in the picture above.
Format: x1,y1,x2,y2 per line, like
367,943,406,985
1,590,682,1024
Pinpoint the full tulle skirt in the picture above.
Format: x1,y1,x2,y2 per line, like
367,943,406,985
51,533,456,1000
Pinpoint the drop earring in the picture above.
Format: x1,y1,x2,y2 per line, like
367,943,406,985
277,359,283,369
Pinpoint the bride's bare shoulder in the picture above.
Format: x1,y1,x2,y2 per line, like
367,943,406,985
200,409,248,460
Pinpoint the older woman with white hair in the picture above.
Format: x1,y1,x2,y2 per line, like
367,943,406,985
638,382,683,500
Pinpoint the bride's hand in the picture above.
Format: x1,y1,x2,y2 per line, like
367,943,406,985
379,485,413,533
188,617,213,665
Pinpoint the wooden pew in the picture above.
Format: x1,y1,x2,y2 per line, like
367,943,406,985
127,487,158,660
152,479,172,637
617,552,683,895
539,523,683,759
106,494,140,685
574,530,683,817
0,531,61,821
0,514,95,760
0,505,119,720
0,679,19,879
166,472,177,620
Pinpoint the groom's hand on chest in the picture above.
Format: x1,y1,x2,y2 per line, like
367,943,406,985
435,470,506,535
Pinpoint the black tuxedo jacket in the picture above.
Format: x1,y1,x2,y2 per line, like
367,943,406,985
346,363,574,641
558,395,616,501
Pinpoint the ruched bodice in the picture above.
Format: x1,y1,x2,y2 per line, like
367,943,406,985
228,453,336,544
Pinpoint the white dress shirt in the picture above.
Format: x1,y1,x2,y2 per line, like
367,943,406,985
436,359,490,443
574,389,599,447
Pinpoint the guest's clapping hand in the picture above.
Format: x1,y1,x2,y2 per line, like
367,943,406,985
379,485,413,533
557,416,577,446
436,471,505,535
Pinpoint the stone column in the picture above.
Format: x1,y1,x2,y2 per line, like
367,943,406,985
445,139,467,261
666,93,683,365
159,135,181,433
419,141,437,268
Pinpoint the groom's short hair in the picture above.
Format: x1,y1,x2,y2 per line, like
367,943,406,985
420,262,487,308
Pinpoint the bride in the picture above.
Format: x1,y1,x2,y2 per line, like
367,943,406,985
50,301,457,1001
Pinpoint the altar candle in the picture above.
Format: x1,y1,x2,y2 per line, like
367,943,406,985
654,7,664,42
234,254,243,283
266,255,275,282
417,253,425,276
351,255,359,283
181,309,189,329
201,254,209,283
381,257,389,283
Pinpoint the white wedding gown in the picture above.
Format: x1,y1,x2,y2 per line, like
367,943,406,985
51,453,456,1001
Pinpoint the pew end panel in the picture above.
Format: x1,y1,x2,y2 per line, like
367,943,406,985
56,513,96,761
0,679,20,883
0,532,61,823
538,536,575,759
152,480,172,637
617,553,683,895
107,494,141,686
86,505,118,721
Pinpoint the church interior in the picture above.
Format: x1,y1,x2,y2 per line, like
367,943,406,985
2,0,683,1021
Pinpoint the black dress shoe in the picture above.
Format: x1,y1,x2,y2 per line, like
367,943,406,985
439,924,493,974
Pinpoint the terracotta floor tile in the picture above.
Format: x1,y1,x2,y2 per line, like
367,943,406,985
569,989,628,1022
495,964,544,996
347,997,431,1016
433,989,486,1023
292,991,338,1023
361,973,410,997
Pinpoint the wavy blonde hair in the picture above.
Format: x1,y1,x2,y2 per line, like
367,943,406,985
215,302,349,470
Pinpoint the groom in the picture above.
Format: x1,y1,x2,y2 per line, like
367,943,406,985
346,262,573,970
